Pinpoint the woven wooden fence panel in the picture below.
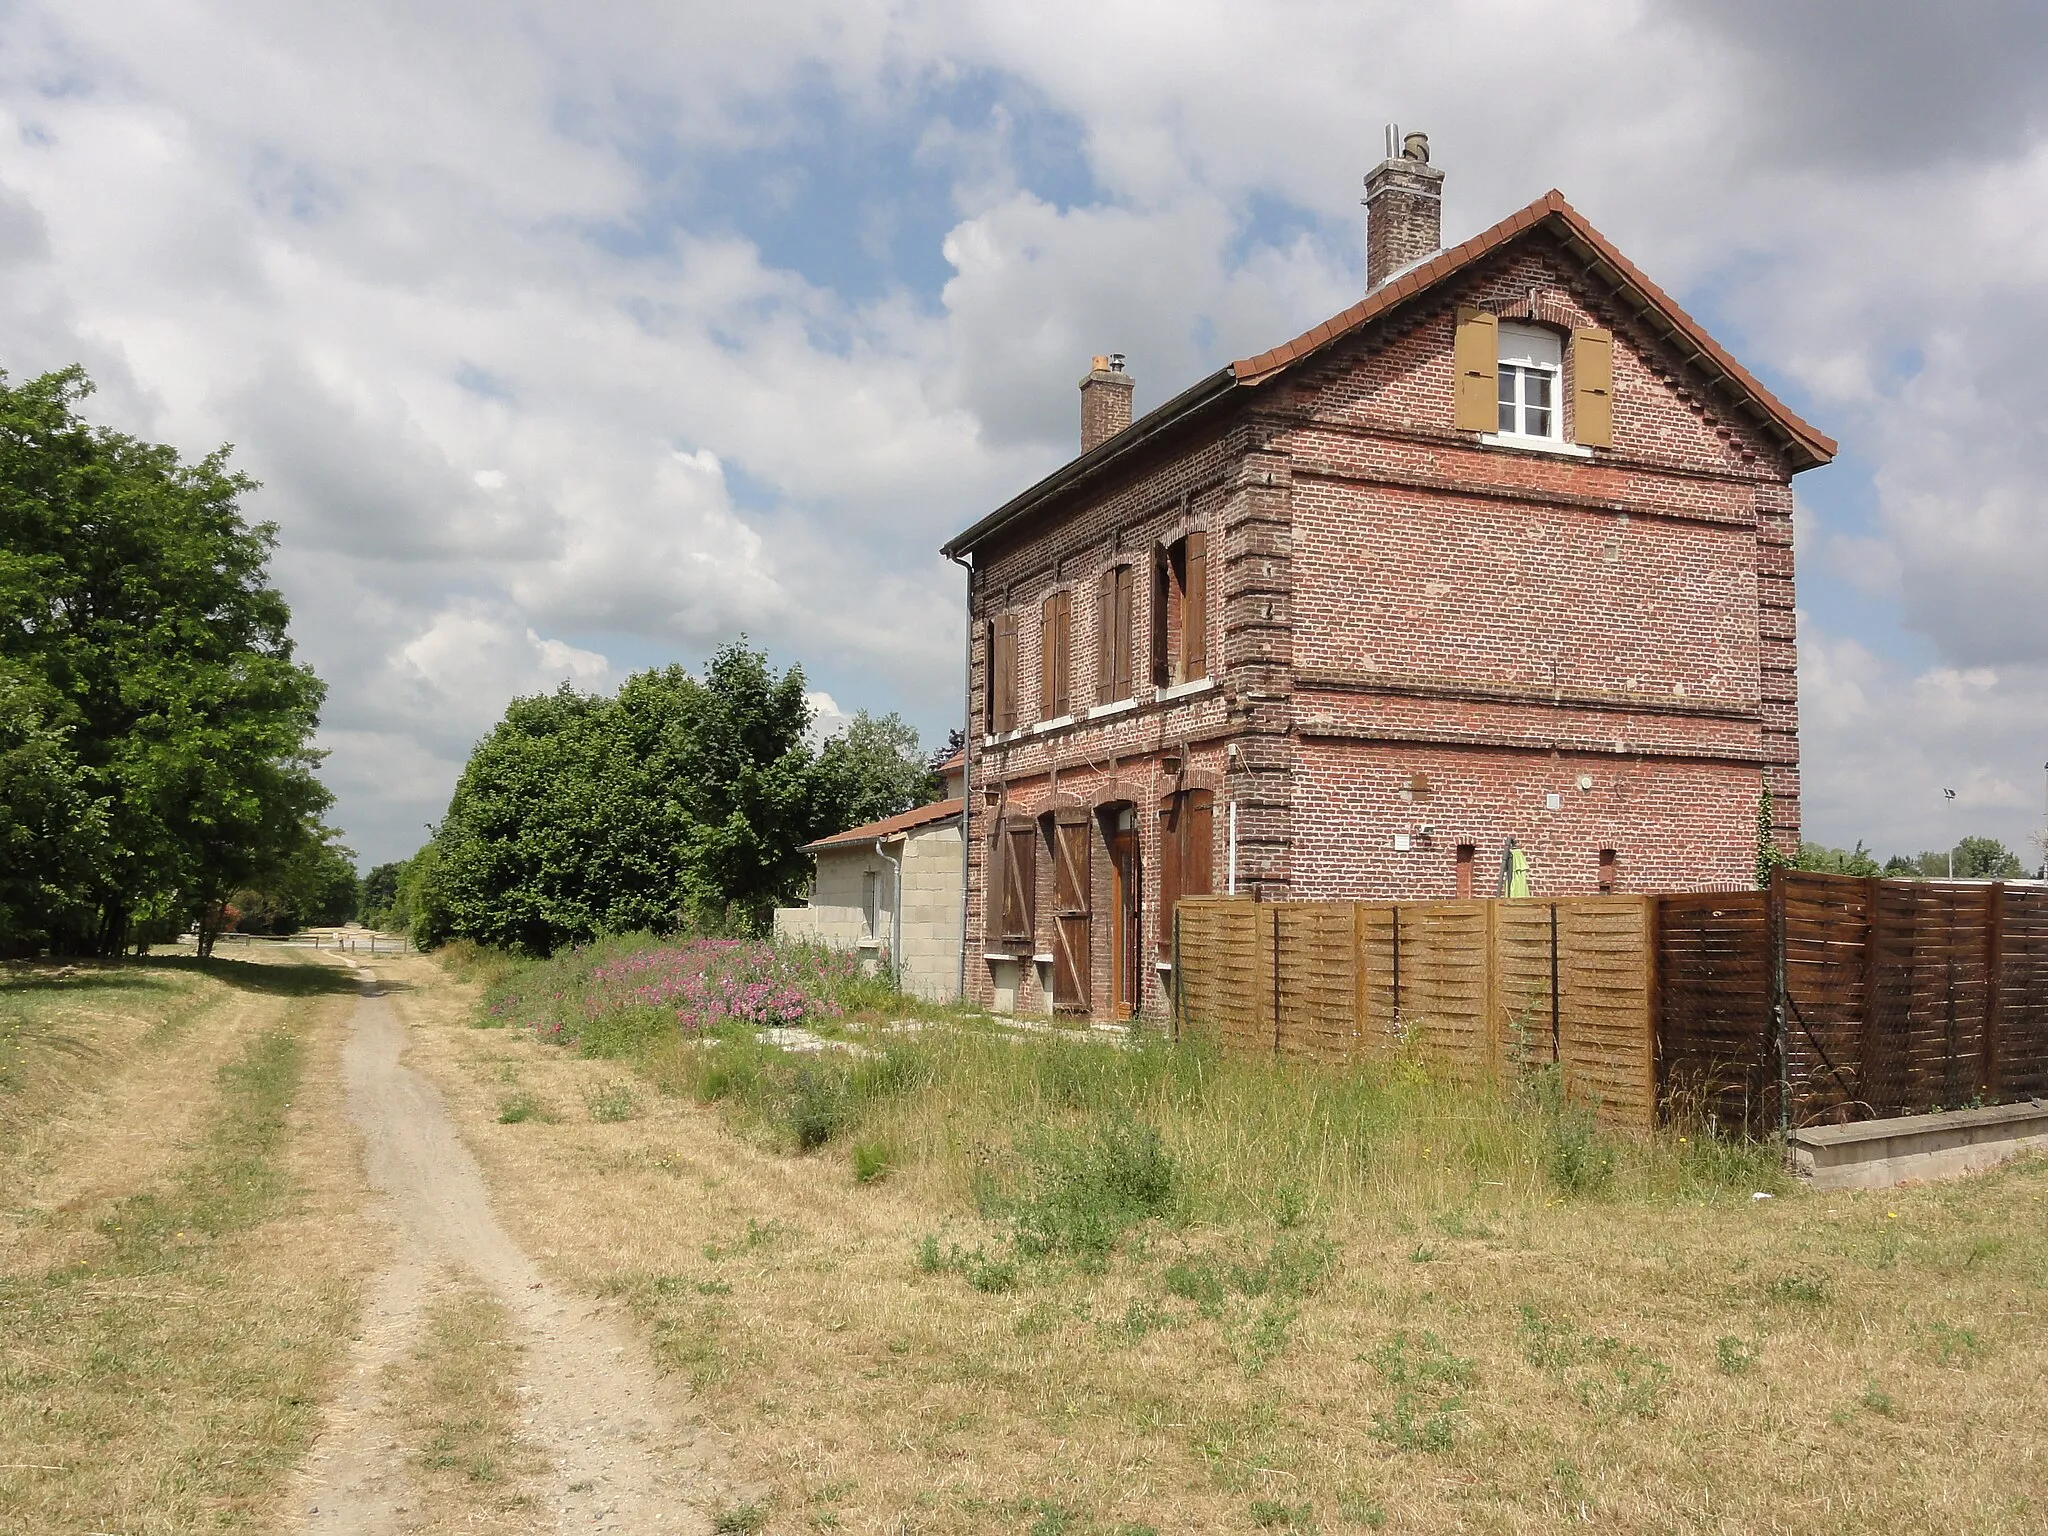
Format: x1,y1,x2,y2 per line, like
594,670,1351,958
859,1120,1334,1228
1175,899,1264,1054
1400,901,1493,1077
1781,872,1871,1119
1656,890,1772,1128
1174,894,1655,1132
1655,871,2048,1133
1999,888,2048,1099
1356,905,1400,1057
1272,902,1361,1062
1555,898,1656,1134
1493,900,1556,1072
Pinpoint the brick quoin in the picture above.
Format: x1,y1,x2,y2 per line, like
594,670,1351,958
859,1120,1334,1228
941,181,1834,1022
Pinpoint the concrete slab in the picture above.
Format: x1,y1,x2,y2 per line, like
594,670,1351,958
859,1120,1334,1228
1789,1100,2048,1191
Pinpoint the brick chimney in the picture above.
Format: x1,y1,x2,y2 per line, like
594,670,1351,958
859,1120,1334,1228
1078,353,1133,453
1363,126,1443,289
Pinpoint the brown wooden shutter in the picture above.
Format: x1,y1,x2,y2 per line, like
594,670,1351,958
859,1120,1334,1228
1183,789,1213,897
1151,549,1171,688
1572,326,1613,448
1096,567,1116,704
1156,795,1181,959
1053,816,1091,1009
1003,823,1036,942
1039,594,1058,723
1453,304,1499,432
1043,590,1069,719
1111,566,1134,701
993,613,1018,735
1182,531,1208,680
985,824,1005,939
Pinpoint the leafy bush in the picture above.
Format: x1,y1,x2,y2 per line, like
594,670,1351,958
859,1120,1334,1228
996,1115,1180,1266
497,1092,554,1124
851,1138,893,1183
485,934,868,1048
585,1081,639,1123
776,1058,851,1150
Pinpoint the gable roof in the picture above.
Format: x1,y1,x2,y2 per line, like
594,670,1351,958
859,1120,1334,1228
943,190,1835,559
803,797,963,854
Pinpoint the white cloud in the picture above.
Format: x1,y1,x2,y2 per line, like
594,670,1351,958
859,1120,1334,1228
1,0,2044,867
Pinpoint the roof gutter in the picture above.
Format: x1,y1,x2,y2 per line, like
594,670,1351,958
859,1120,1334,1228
941,365,1238,560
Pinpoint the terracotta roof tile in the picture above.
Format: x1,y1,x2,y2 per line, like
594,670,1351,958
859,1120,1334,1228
1229,189,1835,468
803,797,963,853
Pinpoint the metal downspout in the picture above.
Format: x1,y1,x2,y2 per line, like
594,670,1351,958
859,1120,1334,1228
950,550,973,1002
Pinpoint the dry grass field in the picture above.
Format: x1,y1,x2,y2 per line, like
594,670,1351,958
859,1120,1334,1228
0,949,375,1532
6,940,2043,1534
395,943,2048,1536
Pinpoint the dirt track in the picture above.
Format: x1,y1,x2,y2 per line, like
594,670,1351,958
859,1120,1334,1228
289,966,706,1533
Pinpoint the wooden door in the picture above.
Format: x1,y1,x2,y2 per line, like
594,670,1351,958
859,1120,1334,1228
1052,818,1091,1012
1107,808,1141,1018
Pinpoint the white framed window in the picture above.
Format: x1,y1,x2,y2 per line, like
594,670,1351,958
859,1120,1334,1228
1496,322,1562,440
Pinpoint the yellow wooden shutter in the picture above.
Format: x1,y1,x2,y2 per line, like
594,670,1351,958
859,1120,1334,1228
1572,326,1613,448
1452,304,1498,432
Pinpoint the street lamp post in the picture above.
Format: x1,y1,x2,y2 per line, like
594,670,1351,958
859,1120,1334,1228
1943,787,1957,880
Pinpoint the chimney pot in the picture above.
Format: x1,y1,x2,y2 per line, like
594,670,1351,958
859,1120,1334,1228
1363,123,1444,290
1078,353,1135,454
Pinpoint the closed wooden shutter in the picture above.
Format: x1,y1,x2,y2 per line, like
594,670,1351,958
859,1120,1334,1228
1111,565,1134,701
1157,796,1181,959
1182,531,1208,680
1002,823,1036,942
1151,549,1171,688
1572,326,1613,447
1453,304,1499,432
1040,590,1070,722
1182,789,1213,897
1157,789,1214,958
1096,567,1116,704
985,825,1005,942
993,612,1019,735
1052,816,1091,1009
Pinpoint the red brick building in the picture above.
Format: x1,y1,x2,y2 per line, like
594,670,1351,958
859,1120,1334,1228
940,135,1835,1021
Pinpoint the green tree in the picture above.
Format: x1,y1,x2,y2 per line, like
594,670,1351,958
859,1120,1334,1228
0,366,332,955
0,664,107,949
1795,841,1882,877
661,644,819,932
423,641,877,954
1882,837,2028,881
811,710,939,835
359,858,410,931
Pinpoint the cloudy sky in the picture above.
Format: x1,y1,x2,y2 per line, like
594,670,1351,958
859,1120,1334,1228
3,0,2045,869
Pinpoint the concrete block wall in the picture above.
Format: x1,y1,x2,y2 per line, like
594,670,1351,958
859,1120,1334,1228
772,826,964,1001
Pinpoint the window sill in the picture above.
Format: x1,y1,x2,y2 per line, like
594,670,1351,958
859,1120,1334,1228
980,729,1029,748
1479,432,1594,459
1032,953,1054,964
984,951,1026,964
1154,676,1216,704
1032,714,1075,734
1087,698,1139,721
